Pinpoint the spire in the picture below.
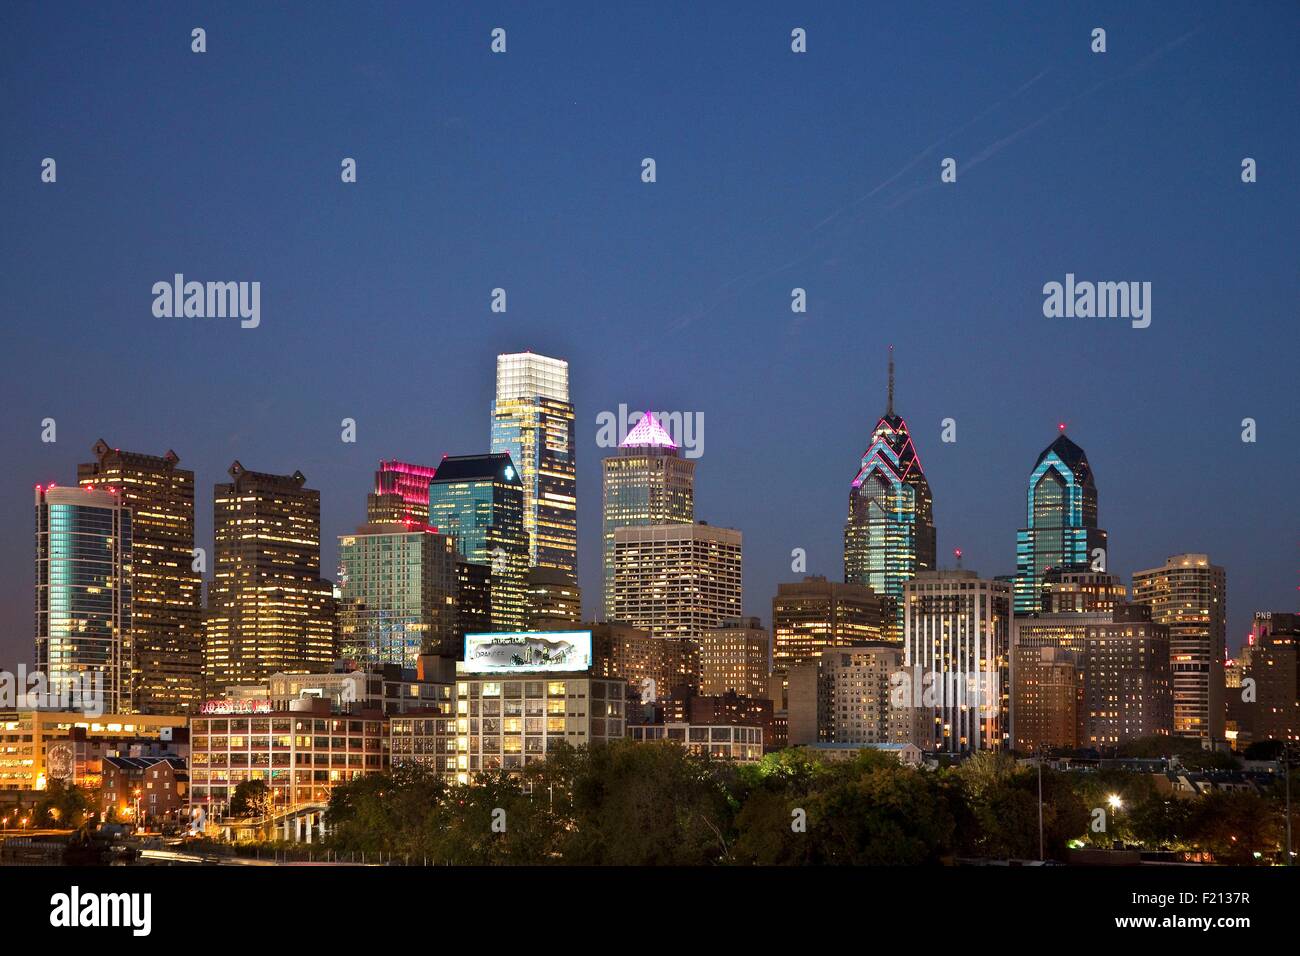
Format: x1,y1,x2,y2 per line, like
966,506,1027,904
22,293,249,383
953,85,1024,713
886,345,895,416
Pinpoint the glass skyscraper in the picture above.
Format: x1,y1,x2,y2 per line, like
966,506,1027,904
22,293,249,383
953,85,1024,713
601,411,695,619
428,453,528,632
490,352,577,575
337,523,458,669
35,484,134,712
844,349,936,640
1013,431,1108,614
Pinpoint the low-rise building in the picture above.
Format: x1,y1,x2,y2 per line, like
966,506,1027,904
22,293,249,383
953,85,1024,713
628,723,763,763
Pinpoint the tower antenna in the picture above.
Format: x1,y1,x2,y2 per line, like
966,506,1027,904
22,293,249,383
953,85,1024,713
887,345,895,416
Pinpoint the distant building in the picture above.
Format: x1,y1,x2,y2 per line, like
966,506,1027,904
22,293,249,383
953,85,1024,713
337,522,458,668
1013,431,1108,615
35,484,134,713
844,349,936,640
0,710,187,792
1132,553,1227,740
491,352,577,574
366,460,438,524
904,570,1011,752
589,621,695,703
78,440,204,715
100,756,188,825
612,522,742,640
601,411,695,618
799,742,924,768
204,463,336,690
628,724,763,763
772,577,889,672
655,688,774,750
699,618,770,699
454,558,492,644
429,454,528,632
526,567,582,630
1248,612,1300,745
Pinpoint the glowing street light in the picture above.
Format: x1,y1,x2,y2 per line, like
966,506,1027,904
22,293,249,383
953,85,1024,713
1107,793,1124,811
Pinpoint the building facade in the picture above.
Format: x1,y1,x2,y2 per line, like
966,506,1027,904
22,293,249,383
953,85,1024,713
903,570,1011,752
1247,612,1299,745
337,522,458,668
1014,432,1108,614
1131,553,1226,740
428,453,528,632
844,349,936,640
526,567,583,630
204,463,336,690
786,644,907,746
611,522,742,640
35,485,134,713
78,441,203,715
366,460,438,524
490,352,577,574
772,576,889,672
601,411,695,618
699,618,770,699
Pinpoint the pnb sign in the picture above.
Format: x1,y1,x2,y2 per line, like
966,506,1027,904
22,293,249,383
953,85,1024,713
462,631,593,674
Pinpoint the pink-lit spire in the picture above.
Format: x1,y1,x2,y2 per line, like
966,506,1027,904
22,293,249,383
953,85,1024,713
620,411,677,449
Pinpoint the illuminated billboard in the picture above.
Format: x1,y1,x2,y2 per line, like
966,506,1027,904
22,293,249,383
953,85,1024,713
462,631,593,674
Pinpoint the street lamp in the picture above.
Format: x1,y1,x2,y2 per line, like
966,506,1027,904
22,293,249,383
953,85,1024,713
1107,793,1124,811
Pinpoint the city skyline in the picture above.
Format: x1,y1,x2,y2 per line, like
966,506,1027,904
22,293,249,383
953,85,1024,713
2,4,1296,672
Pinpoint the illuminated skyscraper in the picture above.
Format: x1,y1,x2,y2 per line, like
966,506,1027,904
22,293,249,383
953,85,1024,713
1131,553,1226,740
204,463,336,689
771,576,889,671
490,352,577,575
428,453,528,632
612,522,741,640
844,348,936,639
904,570,1011,753
1013,430,1108,614
35,484,134,713
601,411,695,619
337,523,458,669
366,460,438,524
77,440,202,714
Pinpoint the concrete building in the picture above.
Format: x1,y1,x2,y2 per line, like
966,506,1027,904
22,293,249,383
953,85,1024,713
772,576,890,673
612,522,742,640
785,644,907,747
0,710,188,791
699,618,770,699
628,723,763,763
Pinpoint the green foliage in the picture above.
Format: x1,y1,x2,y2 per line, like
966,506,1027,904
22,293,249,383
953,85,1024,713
34,780,93,828
230,779,271,818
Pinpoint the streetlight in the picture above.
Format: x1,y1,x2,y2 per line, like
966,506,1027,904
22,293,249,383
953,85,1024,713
1107,793,1124,811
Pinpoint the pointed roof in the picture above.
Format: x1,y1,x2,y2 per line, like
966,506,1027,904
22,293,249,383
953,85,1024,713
1034,433,1094,485
620,411,677,449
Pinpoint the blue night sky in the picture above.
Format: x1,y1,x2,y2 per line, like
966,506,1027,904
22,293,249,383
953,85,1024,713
1,2,1296,671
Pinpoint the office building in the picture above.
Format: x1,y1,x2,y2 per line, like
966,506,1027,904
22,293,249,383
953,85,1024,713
1014,430,1108,614
337,522,458,669
428,454,528,632
366,460,438,524
0,710,187,791
601,411,695,618
526,567,583,630
611,522,742,640
844,348,936,640
1248,612,1300,745
785,644,906,746
35,484,134,713
1132,553,1226,740
772,576,889,672
490,352,577,574
699,618,770,699
77,440,203,715
204,464,336,689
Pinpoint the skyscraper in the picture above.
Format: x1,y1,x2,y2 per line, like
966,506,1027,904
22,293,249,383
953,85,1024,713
844,348,936,639
428,453,528,632
699,618,770,698
1013,430,1108,614
35,484,133,713
337,522,458,669
1245,612,1299,745
490,352,577,574
601,411,695,619
366,460,438,524
1131,553,1227,740
204,463,336,690
611,522,742,640
77,440,203,714
903,570,1011,753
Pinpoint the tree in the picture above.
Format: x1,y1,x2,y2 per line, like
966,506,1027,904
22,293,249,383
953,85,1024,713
35,781,93,829
230,779,271,818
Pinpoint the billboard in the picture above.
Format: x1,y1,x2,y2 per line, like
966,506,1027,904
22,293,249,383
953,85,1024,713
463,631,593,674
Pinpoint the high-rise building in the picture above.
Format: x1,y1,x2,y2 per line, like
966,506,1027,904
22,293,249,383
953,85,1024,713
1013,430,1108,615
525,567,583,630
1011,604,1173,751
589,621,695,702
366,460,438,524
428,453,528,632
699,618,770,698
1246,612,1299,745
601,411,695,619
337,522,458,669
454,558,492,644
1040,569,1127,615
1131,553,1227,740
77,440,202,714
772,576,889,671
204,463,336,690
490,352,577,574
903,570,1011,753
35,485,134,713
611,522,742,640
844,348,936,640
